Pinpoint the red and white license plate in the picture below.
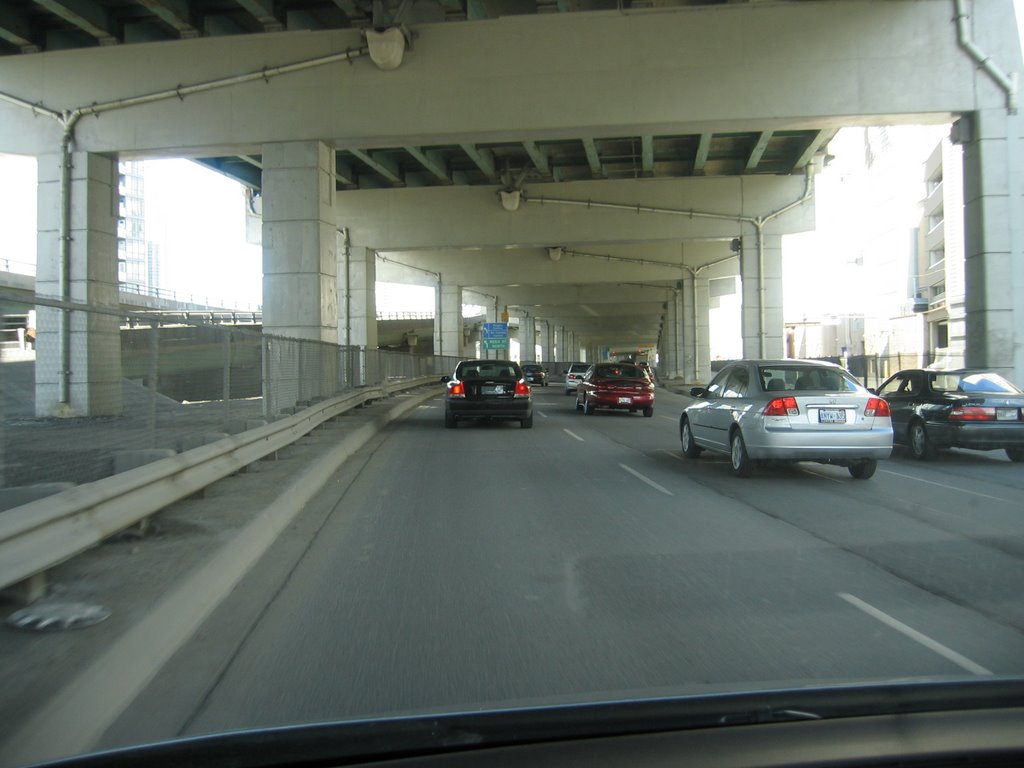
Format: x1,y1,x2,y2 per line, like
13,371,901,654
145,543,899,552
617,396,632,404
997,408,1019,421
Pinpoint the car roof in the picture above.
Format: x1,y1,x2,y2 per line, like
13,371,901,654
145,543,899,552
722,359,844,368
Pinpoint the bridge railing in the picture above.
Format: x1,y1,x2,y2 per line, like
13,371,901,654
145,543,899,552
0,291,458,494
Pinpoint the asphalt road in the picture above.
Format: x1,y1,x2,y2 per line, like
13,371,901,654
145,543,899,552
101,383,1024,749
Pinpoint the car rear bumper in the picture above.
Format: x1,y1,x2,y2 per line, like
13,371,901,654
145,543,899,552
927,421,1024,450
747,427,893,460
588,392,655,409
446,399,533,420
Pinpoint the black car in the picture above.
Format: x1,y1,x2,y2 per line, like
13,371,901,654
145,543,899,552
875,368,1024,461
521,363,549,387
441,359,534,429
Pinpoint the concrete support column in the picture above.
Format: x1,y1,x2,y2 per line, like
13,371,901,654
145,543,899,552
537,320,552,363
740,232,784,359
337,244,377,349
659,289,683,379
435,282,463,358
262,141,338,343
519,314,536,362
553,326,565,362
682,274,712,382
963,109,1024,382
35,151,121,417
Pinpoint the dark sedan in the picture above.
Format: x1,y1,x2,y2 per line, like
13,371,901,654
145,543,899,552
441,359,533,429
875,368,1024,461
521,363,548,387
575,362,655,417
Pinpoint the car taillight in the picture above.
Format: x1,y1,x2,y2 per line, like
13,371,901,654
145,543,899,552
449,382,465,397
950,405,996,421
865,397,890,417
764,396,799,416
514,380,531,397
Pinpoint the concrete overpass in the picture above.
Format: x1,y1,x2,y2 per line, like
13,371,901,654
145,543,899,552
0,0,1022,417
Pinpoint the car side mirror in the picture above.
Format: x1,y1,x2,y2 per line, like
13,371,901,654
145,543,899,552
690,386,707,397
440,375,451,383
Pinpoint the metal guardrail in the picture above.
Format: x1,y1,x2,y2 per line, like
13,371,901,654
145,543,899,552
0,376,438,594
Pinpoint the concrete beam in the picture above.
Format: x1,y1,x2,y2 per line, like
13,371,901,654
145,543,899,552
338,175,811,250
1,1,1000,156
136,0,198,37
33,0,117,44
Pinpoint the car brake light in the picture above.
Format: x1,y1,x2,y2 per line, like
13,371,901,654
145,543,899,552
449,382,465,397
764,396,799,416
950,405,996,421
865,397,890,417
514,380,531,397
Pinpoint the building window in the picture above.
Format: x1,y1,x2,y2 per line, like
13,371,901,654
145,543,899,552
927,172,943,195
928,247,945,267
928,208,944,232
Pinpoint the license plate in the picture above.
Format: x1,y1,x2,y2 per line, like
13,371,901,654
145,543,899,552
617,397,632,404
483,385,504,395
818,408,847,424
997,408,1019,421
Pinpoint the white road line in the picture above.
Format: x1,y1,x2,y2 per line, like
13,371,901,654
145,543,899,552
659,448,684,462
838,592,992,676
879,469,1010,503
799,467,845,485
659,416,676,423
537,410,549,419
619,464,674,496
563,429,585,442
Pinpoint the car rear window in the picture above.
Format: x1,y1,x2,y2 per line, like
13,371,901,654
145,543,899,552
568,364,589,373
758,366,860,393
595,365,644,379
459,363,520,379
943,372,1022,394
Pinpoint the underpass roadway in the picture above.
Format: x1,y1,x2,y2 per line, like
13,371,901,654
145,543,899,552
3,381,1024,766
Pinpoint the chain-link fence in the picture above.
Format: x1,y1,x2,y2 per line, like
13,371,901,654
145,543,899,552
0,294,458,497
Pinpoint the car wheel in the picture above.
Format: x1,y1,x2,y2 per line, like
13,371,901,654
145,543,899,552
1006,448,1024,462
520,413,533,429
444,410,457,429
848,460,877,479
681,418,702,458
642,406,654,418
583,396,595,415
730,430,753,478
908,420,934,460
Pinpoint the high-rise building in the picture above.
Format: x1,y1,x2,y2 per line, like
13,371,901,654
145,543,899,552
117,161,147,290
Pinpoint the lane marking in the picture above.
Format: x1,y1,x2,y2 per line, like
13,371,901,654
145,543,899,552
799,467,845,485
838,592,992,676
536,410,549,419
879,469,1010,503
619,463,674,496
563,429,585,442
659,448,684,462
659,416,676,423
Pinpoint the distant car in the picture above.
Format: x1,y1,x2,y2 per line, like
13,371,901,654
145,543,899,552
680,359,893,479
441,359,533,429
635,361,654,380
874,368,1024,462
521,363,548,387
563,362,591,394
575,362,655,417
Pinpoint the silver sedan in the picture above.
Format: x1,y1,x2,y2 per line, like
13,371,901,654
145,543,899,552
679,359,893,479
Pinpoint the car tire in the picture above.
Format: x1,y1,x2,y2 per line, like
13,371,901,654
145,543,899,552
730,430,753,478
583,397,595,415
908,420,934,460
681,418,702,458
1006,448,1024,462
642,407,654,418
520,413,533,429
848,460,877,479
444,410,457,429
